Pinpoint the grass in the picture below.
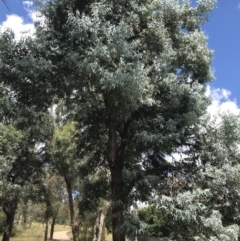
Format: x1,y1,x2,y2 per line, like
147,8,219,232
0,223,112,241
0,222,71,241
105,232,112,241
53,224,71,232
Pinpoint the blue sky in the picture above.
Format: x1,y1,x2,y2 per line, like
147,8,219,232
0,0,27,20
203,1,240,104
0,0,240,113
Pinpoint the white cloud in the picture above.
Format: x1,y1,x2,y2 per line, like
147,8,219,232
23,1,33,8
29,11,45,23
206,86,240,116
0,15,35,40
0,1,45,41
238,3,240,9
23,0,45,23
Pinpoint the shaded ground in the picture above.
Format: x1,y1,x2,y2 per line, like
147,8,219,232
52,230,71,241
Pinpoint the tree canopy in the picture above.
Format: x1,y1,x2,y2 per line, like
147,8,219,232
0,0,227,241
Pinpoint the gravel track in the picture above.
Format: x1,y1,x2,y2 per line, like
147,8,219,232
52,230,70,241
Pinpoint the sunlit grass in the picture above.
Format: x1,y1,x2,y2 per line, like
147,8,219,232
0,222,70,241
105,232,112,241
1,223,44,241
53,224,71,232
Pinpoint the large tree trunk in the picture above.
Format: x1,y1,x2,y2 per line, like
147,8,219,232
93,201,110,241
111,170,126,241
106,104,133,241
50,216,56,240
65,176,79,241
107,111,126,241
2,206,17,241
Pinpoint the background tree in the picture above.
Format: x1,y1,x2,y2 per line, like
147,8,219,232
0,35,54,241
0,123,24,241
50,120,80,241
0,119,50,241
92,199,110,241
141,113,240,240
48,174,67,240
79,171,110,241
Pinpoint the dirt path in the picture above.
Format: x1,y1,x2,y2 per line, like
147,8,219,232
52,230,71,241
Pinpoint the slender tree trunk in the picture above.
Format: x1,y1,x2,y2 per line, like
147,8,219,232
50,216,56,240
22,200,30,225
44,219,49,241
2,206,17,241
93,201,110,241
65,176,79,241
18,215,23,226
84,225,88,241
102,221,106,241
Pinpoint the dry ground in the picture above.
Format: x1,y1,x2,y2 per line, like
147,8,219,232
52,230,70,241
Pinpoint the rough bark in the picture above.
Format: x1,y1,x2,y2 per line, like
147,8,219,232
93,201,110,241
2,206,16,241
65,176,79,241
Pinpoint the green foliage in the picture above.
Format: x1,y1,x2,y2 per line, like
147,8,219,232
0,29,54,240
50,121,79,177
0,0,218,240
79,211,96,241
138,205,170,238
79,173,110,216
56,203,70,225
146,113,240,240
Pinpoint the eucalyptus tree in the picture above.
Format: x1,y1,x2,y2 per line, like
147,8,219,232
50,120,80,241
0,122,24,241
0,1,216,241
42,172,67,241
48,175,67,241
0,37,54,241
38,1,215,241
0,104,51,241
